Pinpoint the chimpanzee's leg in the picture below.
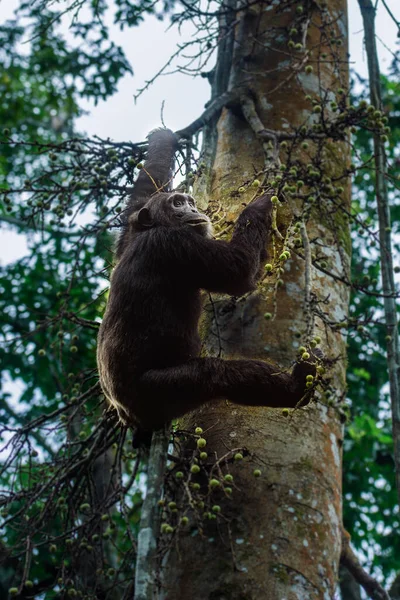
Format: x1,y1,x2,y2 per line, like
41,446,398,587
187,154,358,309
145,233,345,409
134,356,317,430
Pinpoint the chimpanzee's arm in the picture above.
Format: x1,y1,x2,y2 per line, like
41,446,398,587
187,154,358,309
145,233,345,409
161,194,273,296
116,129,178,259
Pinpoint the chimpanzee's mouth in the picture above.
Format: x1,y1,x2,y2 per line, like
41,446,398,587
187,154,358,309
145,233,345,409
187,217,208,225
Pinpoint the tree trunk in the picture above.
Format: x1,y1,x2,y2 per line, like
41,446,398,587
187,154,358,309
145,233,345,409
162,2,350,598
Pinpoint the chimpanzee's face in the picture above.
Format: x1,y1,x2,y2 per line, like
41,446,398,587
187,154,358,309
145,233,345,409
130,192,213,237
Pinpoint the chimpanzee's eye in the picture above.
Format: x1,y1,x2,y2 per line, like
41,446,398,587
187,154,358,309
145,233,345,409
173,198,183,207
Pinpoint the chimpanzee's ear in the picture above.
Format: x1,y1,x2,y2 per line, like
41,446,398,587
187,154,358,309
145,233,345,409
129,206,154,229
137,207,153,227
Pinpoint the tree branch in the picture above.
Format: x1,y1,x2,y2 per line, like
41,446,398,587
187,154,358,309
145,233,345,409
0,214,82,238
0,398,55,457
175,90,240,140
341,530,391,600
134,426,169,600
380,0,400,30
358,0,400,508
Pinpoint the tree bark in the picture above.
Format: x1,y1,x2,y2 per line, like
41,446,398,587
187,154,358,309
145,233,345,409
162,2,350,598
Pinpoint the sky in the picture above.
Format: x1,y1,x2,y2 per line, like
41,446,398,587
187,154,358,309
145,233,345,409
79,1,400,141
0,0,399,262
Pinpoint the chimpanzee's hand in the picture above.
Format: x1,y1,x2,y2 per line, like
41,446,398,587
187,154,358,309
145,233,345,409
247,193,273,214
238,194,273,229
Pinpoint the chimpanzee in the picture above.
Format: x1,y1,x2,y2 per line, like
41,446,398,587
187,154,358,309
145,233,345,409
97,128,318,431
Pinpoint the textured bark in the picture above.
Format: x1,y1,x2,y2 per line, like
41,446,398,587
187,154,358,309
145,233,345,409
135,428,169,600
162,2,350,598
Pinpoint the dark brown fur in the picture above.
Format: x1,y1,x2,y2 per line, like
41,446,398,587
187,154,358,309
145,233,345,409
97,129,317,431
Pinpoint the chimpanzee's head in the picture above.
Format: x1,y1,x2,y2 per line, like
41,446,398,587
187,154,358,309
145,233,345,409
129,192,212,237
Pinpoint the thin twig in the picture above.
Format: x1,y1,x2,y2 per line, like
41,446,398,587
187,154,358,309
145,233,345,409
300,222,313,341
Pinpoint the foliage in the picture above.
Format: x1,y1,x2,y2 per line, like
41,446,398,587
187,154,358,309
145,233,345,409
343,66,400,577
0,2,155,597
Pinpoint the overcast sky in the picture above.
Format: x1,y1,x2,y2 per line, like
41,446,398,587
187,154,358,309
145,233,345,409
1,0,399,262
79,1,400,141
